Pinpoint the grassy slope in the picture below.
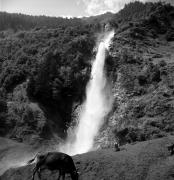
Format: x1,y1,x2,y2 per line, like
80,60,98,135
0,137,35,175
1,136,174,180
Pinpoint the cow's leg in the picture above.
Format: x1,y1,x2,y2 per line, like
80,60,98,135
57,170,61,180
32,165,39,180
37,168,42,180
61,172,65,180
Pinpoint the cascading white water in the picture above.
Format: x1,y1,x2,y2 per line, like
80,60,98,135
60,30,114,155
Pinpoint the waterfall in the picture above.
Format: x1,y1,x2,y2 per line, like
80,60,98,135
60,30,115,155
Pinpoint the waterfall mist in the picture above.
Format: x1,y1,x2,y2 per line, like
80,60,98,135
60,30,115,155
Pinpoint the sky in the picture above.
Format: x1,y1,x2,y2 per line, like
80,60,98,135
0,0,170,17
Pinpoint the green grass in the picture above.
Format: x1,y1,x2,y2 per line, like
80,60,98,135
1,136,174,180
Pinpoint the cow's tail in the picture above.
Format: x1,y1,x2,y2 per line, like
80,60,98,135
27,158,35,165
27,153,39,165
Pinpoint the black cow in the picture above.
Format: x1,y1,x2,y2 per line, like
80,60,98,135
114,142,120,152
27,152,79,180
167,144,174,155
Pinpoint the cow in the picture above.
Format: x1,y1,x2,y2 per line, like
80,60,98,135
167,144,174,155
114,141,120,152
27,152,79,180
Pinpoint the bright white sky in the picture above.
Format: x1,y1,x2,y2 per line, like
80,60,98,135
0,0,166,17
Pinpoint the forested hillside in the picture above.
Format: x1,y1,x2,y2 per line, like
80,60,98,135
98,1,174,147
0,1,174,147
0,12,83,31
0,23,96,144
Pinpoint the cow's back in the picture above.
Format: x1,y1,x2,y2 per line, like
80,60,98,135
44,152,76,173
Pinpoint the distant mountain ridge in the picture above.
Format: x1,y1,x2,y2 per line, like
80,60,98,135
0,0,173,31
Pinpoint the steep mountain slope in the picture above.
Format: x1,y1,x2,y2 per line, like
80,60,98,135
0,25,95,144
0,1,173,146
95,1,174,147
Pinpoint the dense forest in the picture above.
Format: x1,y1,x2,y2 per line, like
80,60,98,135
0,1,174,146
0,12,84,31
